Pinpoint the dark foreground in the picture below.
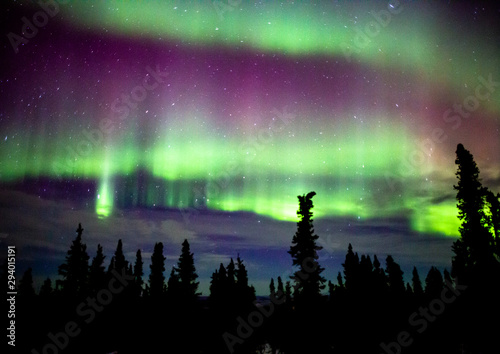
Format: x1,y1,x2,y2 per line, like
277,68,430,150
9,276,500,354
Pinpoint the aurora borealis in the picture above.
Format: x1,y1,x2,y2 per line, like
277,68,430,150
1,0,499,295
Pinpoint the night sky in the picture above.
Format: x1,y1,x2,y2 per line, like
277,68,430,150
1,0,499,295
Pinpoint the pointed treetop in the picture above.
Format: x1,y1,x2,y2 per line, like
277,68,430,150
76,223,84,235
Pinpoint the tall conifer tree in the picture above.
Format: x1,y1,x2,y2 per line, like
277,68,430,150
288,191,325,301
89,244,106,294
452,144,496,282
58,223,89,297
174,239,200,300
149,242,166,298
411,266,424,298
133,249,144,297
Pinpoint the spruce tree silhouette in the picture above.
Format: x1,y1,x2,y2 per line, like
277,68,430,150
215,257,242,316
112,239,129,275
235,255,247,286
385,255,405,296
133,249,144,297
276,276,284,296
89,244,106,295
218,262,228,288
235,255,256,307
288,191,325,302
485,190,500,253
411,266,424,299
57,223,89,298
286,191,328,353
149,242,166,298
173,239,200,302
269,277,276,297
163,240,202,354
342,243,360,293
336,271,345,292
209,266,220,306
449,146,500,353
328,280,335,300
372,254,388,295
452,143,496,283
227,257,236,288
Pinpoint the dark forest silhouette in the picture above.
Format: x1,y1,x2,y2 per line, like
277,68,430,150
2,143,499,353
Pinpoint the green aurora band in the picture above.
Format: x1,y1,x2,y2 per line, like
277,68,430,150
2,1,499,238
2,111,462,236
60,0,500,105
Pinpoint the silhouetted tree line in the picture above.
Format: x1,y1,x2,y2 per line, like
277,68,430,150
2,143,499,353
209,256,256,312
